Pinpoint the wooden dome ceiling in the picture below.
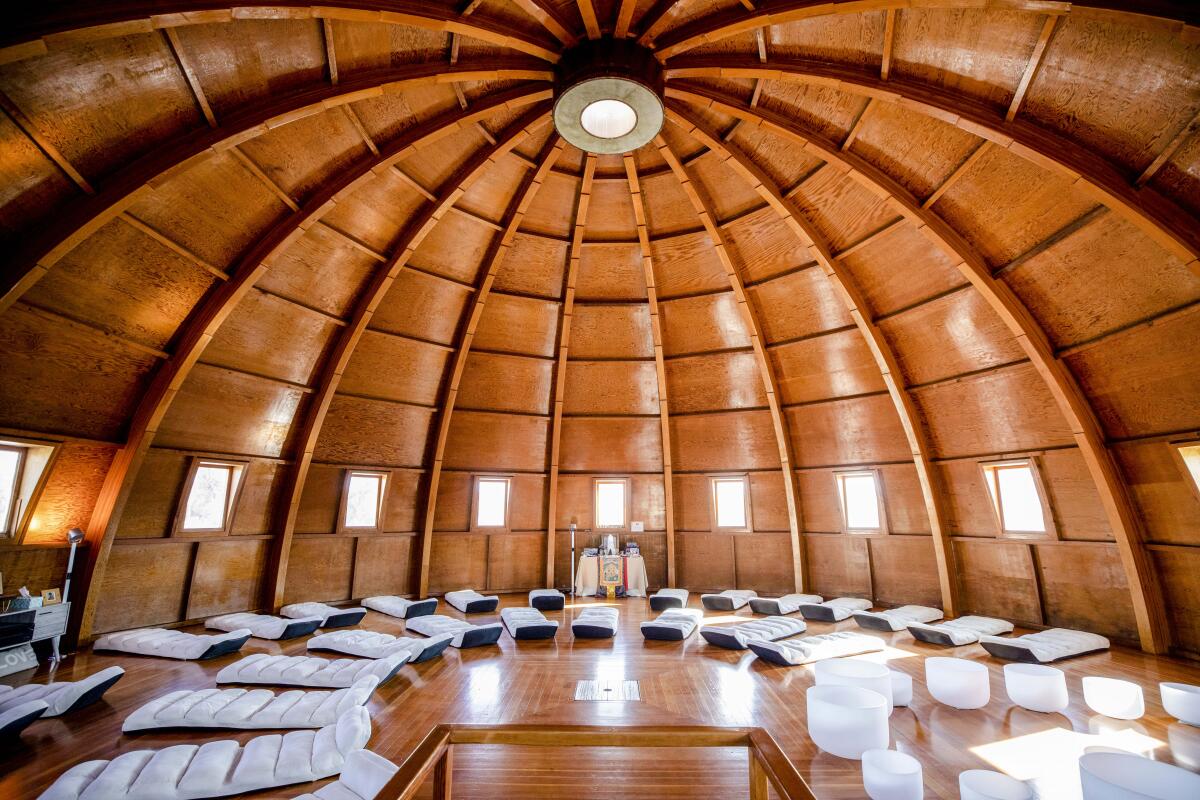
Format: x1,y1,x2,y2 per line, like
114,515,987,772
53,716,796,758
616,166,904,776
1,1,1198,657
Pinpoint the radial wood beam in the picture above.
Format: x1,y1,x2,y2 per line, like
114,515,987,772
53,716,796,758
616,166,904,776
510,0,578,46
649,1,1199,57
666,109,954,610
666,86,1170,652
577,0,601,39
0,61,553,315
663,62,1200,268
623,156,678,587
70,89,551,643
654,136,808,594
546,154,597,588
414,134,563,598
1005,15,1057,122
615,0,639,38
0,1,561,65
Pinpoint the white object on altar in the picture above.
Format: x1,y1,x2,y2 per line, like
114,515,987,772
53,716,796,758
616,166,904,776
573,555,648,597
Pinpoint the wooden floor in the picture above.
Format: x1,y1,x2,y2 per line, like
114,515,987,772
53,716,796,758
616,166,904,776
3,596,1200,799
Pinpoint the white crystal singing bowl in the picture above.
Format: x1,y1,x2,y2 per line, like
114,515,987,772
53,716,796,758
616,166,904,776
925,657,990,710
1078,750,1200,799
1160,682,1200,726
861,748,923,800
815,657,895,715
1003,662,1068,713
958,769,1032,800
806,684,890,760
1083,676,1145,720
890,670,913,708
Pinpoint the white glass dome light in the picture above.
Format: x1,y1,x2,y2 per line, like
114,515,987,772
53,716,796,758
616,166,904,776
580,99,638,139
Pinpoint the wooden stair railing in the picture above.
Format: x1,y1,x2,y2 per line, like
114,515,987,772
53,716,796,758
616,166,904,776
375,723,818,800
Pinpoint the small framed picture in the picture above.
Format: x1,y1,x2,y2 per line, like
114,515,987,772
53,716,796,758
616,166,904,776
41,588,61,606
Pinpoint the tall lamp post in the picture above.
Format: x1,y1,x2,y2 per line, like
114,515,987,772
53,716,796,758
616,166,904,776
52,527,85,663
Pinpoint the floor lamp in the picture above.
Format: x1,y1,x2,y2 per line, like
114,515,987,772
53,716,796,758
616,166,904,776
51,527,84,663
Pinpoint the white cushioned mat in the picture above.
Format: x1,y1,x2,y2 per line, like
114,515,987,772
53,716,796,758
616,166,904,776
529,589,565,611
94,628,251,661
361,596,438,620
444,590,499,614
1,700,49,739
700,589,758,611
290,749,398,800
640,608,703,641
747,631,885,666
308,630,451,663
281,603,366,628
907,615,1014,646
217,653,408,688
571,607,618,639
405,615,503,648
700,616,807,650
0,666,124,718
748,594,823,616
852,605,943,632
123,676,378,732
648,588,689,611
500,607,559,640
206,612,322,641
798,597,872,622
38,706,371,800
979,628,1110,663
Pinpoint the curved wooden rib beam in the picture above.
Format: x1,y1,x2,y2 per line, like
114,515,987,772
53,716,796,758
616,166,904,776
273,110,552,608
545,153,597,587
665,108,952,611
1,1,561,65
667,85,1169,652
650,1,1200,58
72,87,551,642
510,0,579,46
624,156,678,587
0,60,553,315
653,135,808,594
664,60,1200,268
414,133,563,598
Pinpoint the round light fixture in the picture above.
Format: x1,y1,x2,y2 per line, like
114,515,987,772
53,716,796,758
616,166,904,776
553,39,664,155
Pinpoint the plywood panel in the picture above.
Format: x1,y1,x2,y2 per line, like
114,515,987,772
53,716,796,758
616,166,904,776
25,443,116,545
487,533,545,591
650,232,728,299
687,150,766,222
1035,543,1137,642
428,533,487,594
671,411,780,471
472,293,560,357
722,204,813,286
186,538,269,618
257,223,377,318
457,351,553,415
840,222,966,316
442,411,548,472
954,538,1041,625
93,543,193,633
1154,549,1200,658
676,532,735,591
554,474,666,532
642,170,705,236
560,418,663,473
296,463,342,535
410,211,495,285
0,546,74,597
205,290,339,385
576,243,646,301
869,537,941,608
797,470,842,533
586,177,639,240
1038,449,1113,542
433,472,472,533
937,460,998,536
750,471,790,533
803,535,871,598
660,292,750,356
770,328,886,405
282,537,354,605
786,394,911,467
315,395,435,467
1116,441,1200,547
848,99,980,199
673,473,714,532
734,533,794,594
494,233,567,299
371,268,472,346
665,351,766,413
510,473,549,532
382,470,423,533
0,111,75,249
521,170,578,237
747,268,851,344
563,361,659,415
321,167,423,254
879,464,932,535
570,305,654,359
792,166,900,253
351,536,414,598
758,80,866,149
238,106,369,203
341,332,449,406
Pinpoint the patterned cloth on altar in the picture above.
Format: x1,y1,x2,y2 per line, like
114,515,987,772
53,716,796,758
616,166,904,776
599,555,625,597
573,555,648,597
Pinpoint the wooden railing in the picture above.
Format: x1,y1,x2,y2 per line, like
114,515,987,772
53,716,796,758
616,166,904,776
375,723,818,800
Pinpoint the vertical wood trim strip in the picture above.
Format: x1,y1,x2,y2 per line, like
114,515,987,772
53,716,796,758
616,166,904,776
880,8,895,80
1005,15,1056,122
0,89,94,193
654,135,808,593
164,27,217,127
623,155,677,587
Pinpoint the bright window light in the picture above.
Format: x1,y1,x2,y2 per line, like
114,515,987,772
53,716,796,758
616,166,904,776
476,478,509,528
983,461,1046,534
595,479,627,528
713,477,747,529
1180,445,1200,491
183,463,237,531
580,99,637,139
345,472,384,528
838,471,881,531
0,448,21,533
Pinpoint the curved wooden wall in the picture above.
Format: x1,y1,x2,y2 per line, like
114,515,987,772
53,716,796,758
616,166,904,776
0,1,1196,657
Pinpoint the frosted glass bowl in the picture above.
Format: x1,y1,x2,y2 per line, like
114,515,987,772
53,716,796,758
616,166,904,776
815,657,895,714
1078,751,1200,799
806,684,890,760
1083,677,1144,720
890,670,913,708
925,657,990,710
1160,682,1200,726
862,749,922,800
958,770,1033,800
1003,662,1068,713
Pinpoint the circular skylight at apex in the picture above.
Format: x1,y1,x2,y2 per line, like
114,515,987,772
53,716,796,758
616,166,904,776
580,99,638,140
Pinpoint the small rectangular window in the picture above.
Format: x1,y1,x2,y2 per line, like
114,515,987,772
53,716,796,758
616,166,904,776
981,460,1047,536
837,471,882,532
475,477,510,529
0,446,25,535
343,471,386,529
594,478,628,529
180,461,243,533
711,476,749,530
1179,444,1200,492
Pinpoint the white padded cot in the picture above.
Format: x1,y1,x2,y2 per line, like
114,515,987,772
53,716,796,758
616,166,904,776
641,609,703,641
747,631,885,667
852,605,943,632
0,666,124,719
445,589,499,614
907,616,1014,647
282,602,366,628
308,630,451,663
748,594,823,616
979,628,1110,663
1,700,48,739
649,588,689,611
206,612,322,641
217,653,407,688
700,616,807,650
529,589,565,611
291,749,398,800
700,589,757,611
95,628,250,661
37,707,371,800
571,607,618,639
361,596,438,620
798,597,872,622
405,615,502,648
500,607,558,640
123,677,377,732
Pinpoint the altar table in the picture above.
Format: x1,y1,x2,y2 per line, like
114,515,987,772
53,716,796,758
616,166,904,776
573,555,648,597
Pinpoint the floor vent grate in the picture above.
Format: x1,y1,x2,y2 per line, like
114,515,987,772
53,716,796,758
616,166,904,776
574,679,641,701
